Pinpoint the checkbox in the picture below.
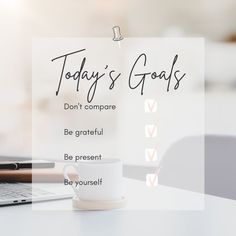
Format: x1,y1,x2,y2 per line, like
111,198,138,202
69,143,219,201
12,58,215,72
146,174,158,187
145,125,157,138
145,99,157,113
145,148,157,162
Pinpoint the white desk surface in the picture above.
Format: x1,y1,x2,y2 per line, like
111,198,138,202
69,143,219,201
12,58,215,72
30,178,204,211
0,178,236,236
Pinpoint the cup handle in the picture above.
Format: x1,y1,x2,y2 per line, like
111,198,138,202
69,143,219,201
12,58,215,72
63,164,79,195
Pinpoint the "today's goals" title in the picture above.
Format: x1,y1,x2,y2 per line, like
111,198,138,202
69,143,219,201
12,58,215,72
51,49,187,103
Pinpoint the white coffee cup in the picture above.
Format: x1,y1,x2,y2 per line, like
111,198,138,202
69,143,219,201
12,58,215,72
63,158,123,201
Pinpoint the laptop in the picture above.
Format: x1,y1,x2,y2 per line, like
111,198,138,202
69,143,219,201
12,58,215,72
0,157,73,206
0,182,73,206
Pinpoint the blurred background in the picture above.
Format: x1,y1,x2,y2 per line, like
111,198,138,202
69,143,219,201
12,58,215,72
0,0,236,156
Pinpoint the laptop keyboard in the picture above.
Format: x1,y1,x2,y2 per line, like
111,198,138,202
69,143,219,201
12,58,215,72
0,182,53,200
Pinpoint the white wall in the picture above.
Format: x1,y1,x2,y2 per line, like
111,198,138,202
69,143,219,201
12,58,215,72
0,0,235,156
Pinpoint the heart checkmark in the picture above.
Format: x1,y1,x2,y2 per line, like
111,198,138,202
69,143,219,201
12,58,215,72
146,174,158,187
145,99,157,113
145,125,157,138
145,148,157,162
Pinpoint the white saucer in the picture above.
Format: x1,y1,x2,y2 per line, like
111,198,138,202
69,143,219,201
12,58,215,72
72,196,126,210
